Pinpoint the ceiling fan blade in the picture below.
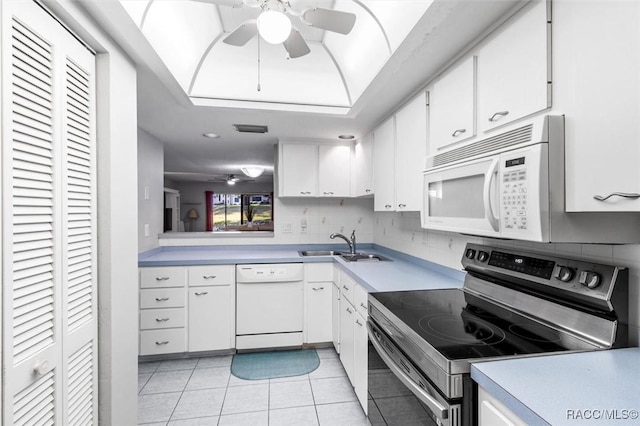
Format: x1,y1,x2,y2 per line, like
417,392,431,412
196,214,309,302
283,28,310,59
223,20,258,46
190,0,244,7
301,8,356,35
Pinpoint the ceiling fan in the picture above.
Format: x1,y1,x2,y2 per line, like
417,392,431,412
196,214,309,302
192,0,357,58
164,172,255,185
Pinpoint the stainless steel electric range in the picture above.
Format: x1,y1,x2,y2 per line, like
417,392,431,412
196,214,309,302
367,243,629,426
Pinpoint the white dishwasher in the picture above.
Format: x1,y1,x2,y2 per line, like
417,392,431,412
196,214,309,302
236,263,304,350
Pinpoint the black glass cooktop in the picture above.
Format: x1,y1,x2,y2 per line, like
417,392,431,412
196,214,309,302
371,289,576,361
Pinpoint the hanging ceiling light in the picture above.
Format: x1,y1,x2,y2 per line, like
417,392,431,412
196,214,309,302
241,167,265,178
257,9,291,44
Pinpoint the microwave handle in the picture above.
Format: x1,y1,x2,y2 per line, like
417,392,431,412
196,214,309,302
483,158,500,231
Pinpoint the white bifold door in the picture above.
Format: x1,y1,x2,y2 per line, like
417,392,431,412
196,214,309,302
1,1,97,424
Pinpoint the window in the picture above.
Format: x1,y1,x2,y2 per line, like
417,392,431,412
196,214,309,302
207,193,273,231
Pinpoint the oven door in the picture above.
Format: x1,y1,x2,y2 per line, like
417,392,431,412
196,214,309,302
367,320,462,426
422,155,500,238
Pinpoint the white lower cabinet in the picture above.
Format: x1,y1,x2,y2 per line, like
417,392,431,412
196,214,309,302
188,285,234,352
139,264,235,356
305,263,334,344
478,386,527,426
332,282,341,353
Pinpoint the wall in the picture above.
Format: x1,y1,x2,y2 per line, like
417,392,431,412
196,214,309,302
138,129,164,252
159,197,376,246
43,1,141,424
374,211,640,346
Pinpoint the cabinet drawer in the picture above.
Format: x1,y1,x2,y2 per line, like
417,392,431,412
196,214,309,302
140,288,185,309
306,263,334,282
140,328,186,355
354,285,368,318
140,267,186,288
340,272,356,304
140,308,185,330
188,265,235,286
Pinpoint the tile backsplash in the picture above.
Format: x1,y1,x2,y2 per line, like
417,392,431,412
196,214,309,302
373,211,640,346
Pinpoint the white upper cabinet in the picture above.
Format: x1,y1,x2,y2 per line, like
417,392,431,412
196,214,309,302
429,55,477,152
278,142,353,197
373,116,396,211
319,144,351,197
395,92,428,211
554,1,640,212
477,0,550,133
353,133,374,197
279,143,318,196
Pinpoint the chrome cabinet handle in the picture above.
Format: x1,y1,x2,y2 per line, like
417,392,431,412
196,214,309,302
155,318,169,322
360,302,366,309
155,277,170,281
155,341,169,345
346,307,353,314
356,319,363,327
203,275,217,279
195,291,208,296
385,204,392,209
323,192,334,195
488,111,509,122
312,287,325,291
155,297,169,301
342,285,349,291
365,189,371,193
299,191,311,195
398,203,406,208
451,129,466,137
593,192,640,201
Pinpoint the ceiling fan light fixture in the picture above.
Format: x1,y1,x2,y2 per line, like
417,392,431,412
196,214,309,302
241,167,265,178
257,10,291,44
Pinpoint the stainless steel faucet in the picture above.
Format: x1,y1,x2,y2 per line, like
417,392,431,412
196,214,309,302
330,230,357,255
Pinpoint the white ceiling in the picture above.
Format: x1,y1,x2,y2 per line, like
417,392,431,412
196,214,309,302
80,0,524,183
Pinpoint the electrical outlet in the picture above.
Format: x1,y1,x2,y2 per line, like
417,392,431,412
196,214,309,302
282,223,292,233
300,218,307,234
144,224,149,237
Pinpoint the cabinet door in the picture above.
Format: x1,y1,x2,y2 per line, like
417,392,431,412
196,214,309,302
188,286,234,352
305,282,333,344
353,313,368,413
395,92,428,211
319,144,352,197
477,0,549,133
279,143,318,196
373,117,396,211
339,298,355,382
430,56,476,152
478,386,527,426
555,1,640,212
353,133,374,196
332,283,341,353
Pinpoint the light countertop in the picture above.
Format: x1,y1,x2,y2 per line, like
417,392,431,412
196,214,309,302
138,244,465,293
471,347,640,425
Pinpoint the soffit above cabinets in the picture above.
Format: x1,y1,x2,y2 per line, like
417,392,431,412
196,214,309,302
118,0,433,113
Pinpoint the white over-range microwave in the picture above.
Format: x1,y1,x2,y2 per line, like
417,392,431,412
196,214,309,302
422,115,640,243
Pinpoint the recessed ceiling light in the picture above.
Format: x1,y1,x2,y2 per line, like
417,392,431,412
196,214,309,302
338,134,355,140
203,133,220,139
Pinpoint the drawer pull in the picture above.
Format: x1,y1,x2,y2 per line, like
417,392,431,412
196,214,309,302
312,287,325,291
323,191,334,195
346,307,353,314
488,110,509,122
360,302,367,308
342,285,349,291
155,318,170,322
365,189,371,193
398,204,406,208
155,341,169,345
195,291,208,296
155,277,170,281
203,275,217,279
155,297,170,302
356,319,363,327
593,192,640,201
451,128,466,137
385,204,392,209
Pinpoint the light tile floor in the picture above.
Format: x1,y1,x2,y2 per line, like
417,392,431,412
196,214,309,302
138,348,370,426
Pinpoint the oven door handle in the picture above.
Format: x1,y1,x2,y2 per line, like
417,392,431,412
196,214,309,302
367,322,449,421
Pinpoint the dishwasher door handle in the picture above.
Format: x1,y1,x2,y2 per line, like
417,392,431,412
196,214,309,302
367,322,449,422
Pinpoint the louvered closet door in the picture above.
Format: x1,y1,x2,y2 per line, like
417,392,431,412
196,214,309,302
1,2,97,425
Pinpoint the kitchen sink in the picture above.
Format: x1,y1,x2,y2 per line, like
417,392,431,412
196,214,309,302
339,253,392,262
298,250,342,256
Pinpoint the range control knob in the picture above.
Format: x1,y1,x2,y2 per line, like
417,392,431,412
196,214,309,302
477,251,489,262
555,266,575,282
579,271,602,289
465,249,476,260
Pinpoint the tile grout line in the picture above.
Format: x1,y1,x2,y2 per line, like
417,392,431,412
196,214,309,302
167,365,197,424
216,361,233,425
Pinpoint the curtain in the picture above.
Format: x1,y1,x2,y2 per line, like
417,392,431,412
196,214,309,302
205,191,214,231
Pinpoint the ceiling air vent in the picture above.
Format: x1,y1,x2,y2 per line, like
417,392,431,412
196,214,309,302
233,124,269,134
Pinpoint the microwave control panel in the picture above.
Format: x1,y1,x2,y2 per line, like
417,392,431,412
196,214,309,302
501,156,528,231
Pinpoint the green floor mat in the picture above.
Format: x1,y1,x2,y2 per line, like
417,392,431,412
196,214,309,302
231,349,320,380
